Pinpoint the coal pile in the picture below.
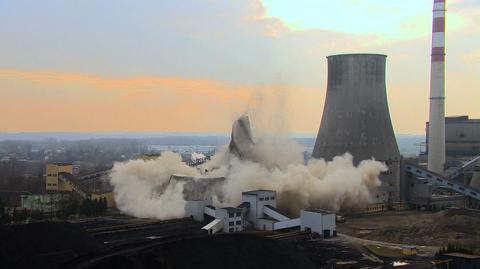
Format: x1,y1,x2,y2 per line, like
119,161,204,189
0,222,107,269
82,234,316,269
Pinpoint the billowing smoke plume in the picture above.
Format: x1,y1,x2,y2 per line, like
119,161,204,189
109,117,387,219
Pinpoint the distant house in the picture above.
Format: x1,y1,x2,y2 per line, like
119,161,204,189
0,190,31,208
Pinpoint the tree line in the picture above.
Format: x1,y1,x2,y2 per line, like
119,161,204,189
0,197,108,224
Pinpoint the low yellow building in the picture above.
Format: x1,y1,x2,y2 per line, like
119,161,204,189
366,202,410,213
402,246,417,256
46,163,73,191
90,191,116,208
366,203,389,213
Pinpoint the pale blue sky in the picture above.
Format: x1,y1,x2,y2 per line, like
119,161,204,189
0,0,478,133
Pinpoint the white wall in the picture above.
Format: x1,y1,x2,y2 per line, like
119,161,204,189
242,194,257,227
256,218,275,231
273,218,301,230
322,213,336,235
242,190,277,227
300,210,323,234
184,199,212,222
300,210,336,237
215,208,243,233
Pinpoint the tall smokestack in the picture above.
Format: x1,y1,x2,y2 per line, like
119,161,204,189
312,54,400,202
427,0,446,173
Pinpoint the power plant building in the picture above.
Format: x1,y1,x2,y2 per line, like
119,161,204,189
312,54,401,203
427,116,480,156
185,190,335,236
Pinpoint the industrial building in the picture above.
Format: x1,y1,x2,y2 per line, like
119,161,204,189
427,116,480,156
185,190,336,236
45,163,75,192
300,209,336,237
308,0,480,211
19,163,116,214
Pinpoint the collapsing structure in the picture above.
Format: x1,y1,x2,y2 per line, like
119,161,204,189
312,54,401,203
228,115,255,160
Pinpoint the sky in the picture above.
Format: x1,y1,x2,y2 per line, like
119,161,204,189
0,0,479,135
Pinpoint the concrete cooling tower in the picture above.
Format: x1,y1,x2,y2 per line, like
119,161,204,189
312,54,401,202
229,116,255,160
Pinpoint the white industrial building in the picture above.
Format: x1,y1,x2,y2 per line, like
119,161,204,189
300,209,336,237
185,189,335,236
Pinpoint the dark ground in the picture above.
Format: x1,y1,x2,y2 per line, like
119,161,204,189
0,222,107,269
82,234,317,269
338,209,480,253
0,218,436,269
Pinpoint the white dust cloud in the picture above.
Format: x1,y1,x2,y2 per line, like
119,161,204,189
109,89,387,219
109,134,386,219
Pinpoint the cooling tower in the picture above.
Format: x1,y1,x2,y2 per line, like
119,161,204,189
312,54,400,202
229,116,255,160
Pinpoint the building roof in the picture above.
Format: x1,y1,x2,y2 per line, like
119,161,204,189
0,190,32,207
202,219,222,230
48,162,73,166
257,217,276,222
242,190,275,196
445,115,480,123
302,209,335,215
237,202,250,208
444,252,480,259
220,207,242,212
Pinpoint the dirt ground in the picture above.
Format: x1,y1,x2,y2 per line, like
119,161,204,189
337,209,480,253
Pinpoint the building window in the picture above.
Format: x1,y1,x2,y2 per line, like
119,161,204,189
265,197,270,201
235,212,241,217
259,197,264,201
236,221,241,225
229,221,234,226
229,228,234,233
229,212,234,218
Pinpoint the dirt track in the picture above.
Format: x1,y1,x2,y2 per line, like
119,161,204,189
337,209,480,253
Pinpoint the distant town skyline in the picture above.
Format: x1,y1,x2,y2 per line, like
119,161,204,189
1,0,479,134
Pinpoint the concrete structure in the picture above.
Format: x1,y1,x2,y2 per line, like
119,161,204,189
228,116,255,160
215,207,243,233
427,116,480,156
90,191,116,208
241,190,277,228
45,163,73,192
300,209,336,237
402,246,418,256
405,163,479,201
192,190,330,234
200,206,244,234
185,199,213,222
441,253,480,269
202,219,223,235
44,163,116,209
21,193,70,214
427,0,447,174
470,166,480,189
0,191,31,209
312,54,401,203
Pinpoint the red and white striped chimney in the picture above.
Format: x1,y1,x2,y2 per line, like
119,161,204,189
427,0,446,173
